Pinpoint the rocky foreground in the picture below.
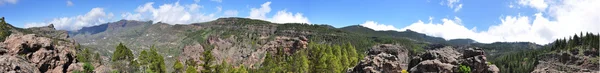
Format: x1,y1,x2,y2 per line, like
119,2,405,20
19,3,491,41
0,24,82,73
349,44,499,73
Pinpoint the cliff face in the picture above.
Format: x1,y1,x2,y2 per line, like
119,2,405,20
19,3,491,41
349,44,499,73
532,47,599,73
0,22,80,73
348,44,410,73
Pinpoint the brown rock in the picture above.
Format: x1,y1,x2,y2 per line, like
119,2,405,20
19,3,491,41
349,44,410,73
0,33,78,73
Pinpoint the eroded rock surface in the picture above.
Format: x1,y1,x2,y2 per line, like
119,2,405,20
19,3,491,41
0,33,79,73
349,44,410,73
409,46,499,73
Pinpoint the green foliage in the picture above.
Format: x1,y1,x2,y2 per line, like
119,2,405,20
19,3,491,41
110,43,139,73
458,64,471,73
173,60,184,73
0,17,12,41
254,43,361,73
186,66,198,73
200,49,215,73
215,60,229,73
112,43,134,61
137,46,167,73
76,48,92,63
83,62,95,73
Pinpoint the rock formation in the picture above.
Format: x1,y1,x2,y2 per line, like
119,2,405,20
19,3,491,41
0,22,80,73
0,33,79,73
348,44,499,73
531,48,599,73
409,46,499,73
349,44,410,73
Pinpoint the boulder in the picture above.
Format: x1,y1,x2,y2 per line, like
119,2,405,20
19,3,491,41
349,44,410,73
0,33,78,73
409,46,498,73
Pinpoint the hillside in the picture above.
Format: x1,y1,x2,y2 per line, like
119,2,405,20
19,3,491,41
62,17,598,73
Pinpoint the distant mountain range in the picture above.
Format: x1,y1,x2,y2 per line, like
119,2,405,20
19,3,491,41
65,17,547,72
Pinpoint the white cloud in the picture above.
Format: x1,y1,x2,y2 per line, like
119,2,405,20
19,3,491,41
518,0,548,11
443,0,463,12
360,21,400,31
271,10,310,23
211,0,222,3
248,2,271,20
25,8,114,31
0,0,17,5
66,0,73,6
122,2,216,24
454,4,463,12
246,2,310,24
223,10,238,17
398,0,600,44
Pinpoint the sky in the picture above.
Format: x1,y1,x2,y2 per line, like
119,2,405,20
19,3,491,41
0,0,598,44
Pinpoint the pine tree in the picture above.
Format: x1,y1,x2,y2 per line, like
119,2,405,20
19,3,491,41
94,53,102,64
200,50,215,73
186,66,198,73
174,60,184,73
111,43,136,72
112,43,134,61
215,60,229,73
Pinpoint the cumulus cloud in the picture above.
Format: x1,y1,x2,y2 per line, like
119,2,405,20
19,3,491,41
518,0,548,11
66,0,73,6
360,21,400,31
271,10,310,23
122,2,216,24
25,8,114,31
247,2,310,23
398,0,600,44
443,0,463,12
248,2,271,20
0,0,17,5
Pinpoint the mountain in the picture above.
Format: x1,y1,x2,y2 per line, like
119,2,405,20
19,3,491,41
340,25,447,44
65,17,598,73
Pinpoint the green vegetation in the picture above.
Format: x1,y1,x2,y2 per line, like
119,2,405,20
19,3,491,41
108,43,168,73
200,49,215,73
491,32,599,73
111,43,137,72
83,62,95,73
138,46,167,73
186,66,198,73
252,42,361,73
173,60,184,73
0,17,12,41
458,64,471,73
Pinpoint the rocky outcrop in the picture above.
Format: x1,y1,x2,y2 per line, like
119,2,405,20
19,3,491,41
531,48,599,73
408,46,499,73
0,32,79,72
349,44,410,73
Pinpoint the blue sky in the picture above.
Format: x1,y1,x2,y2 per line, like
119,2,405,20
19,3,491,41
0,0,598,44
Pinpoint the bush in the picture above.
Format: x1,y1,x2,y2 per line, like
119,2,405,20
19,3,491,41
83,62,95,73
459,64,471,73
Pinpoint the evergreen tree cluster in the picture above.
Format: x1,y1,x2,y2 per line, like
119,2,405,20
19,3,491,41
179,49,250,73
491,32,599,73
74,48,102,72
552,32,599,50
256,42,361,73
110,43,167,73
